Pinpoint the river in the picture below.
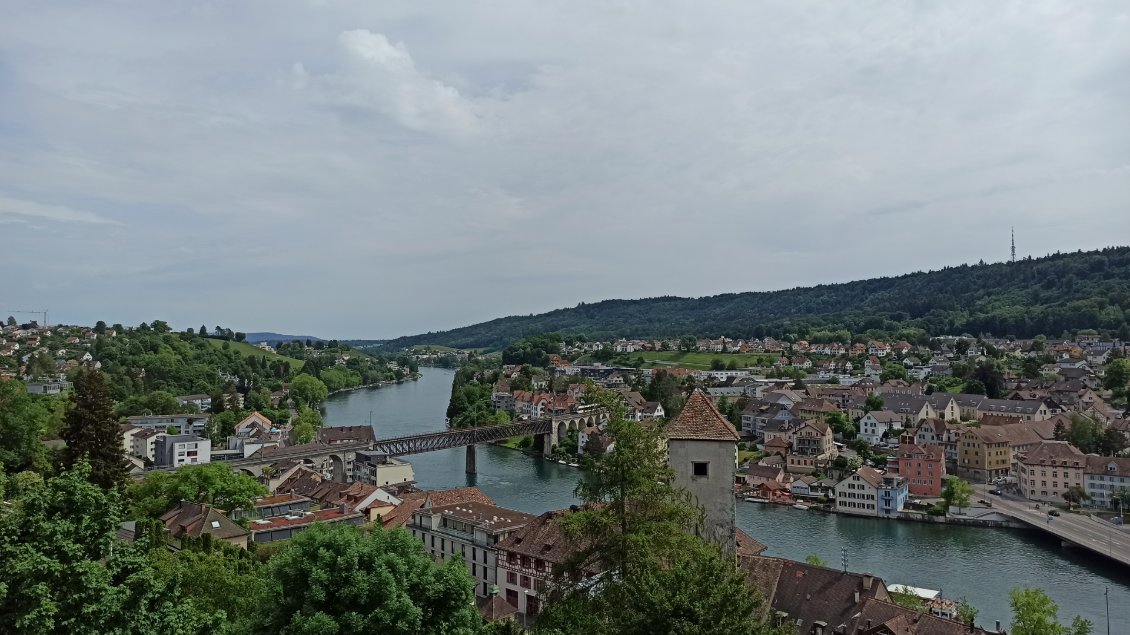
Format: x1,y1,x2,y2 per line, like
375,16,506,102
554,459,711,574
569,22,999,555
323,367,1129,629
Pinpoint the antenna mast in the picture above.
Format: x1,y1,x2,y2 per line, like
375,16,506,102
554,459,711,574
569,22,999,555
1011,227,1016,263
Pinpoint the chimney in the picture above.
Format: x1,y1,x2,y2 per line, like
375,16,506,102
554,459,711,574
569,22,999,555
854,591,860,604
862,573,873,591
996,620,1001,632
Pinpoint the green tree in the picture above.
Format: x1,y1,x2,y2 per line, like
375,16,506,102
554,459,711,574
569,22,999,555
942,477,974,512
880,363,909,383
0,379,53,473
1009,587,1093,635
863,394,884,413
150,548,267,635
1102,358,1130,394
955,598,979,627
290,374,329,408
60,369,128,489
804,554,827,567
6,315,15,326
126,462,267,519
254,523,480,635
538,415,778,635
889,586,924,610
1062,484,1090,510
0,462,220,634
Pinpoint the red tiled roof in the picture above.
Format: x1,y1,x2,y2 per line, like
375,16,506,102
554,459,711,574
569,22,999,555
665,390,740,442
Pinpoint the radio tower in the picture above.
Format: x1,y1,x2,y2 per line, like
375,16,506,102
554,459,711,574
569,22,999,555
1011,227,1016,263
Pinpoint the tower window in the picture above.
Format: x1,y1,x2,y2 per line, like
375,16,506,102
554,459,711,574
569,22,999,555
692,462,709,477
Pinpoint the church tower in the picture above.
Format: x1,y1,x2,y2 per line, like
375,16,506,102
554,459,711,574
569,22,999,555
665,390,740,554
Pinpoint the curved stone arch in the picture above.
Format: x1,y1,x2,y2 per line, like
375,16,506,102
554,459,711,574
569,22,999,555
556,420,568,440
239,468,257,478
328,454,346,483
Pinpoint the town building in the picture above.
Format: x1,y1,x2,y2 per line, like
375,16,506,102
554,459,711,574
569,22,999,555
1084,455,1130,510
957,427,1011,484
1017,441,1086,503
409,499,534,598
353,451,416,487
889,433,946,497
160,501,249,549
835,467,881,516
153,434,211,467
859,410,903,445
175,393,212,411
664,390,740,553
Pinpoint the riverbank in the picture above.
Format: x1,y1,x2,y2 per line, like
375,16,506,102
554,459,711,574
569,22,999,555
325,373,421,397
739,496,1025,529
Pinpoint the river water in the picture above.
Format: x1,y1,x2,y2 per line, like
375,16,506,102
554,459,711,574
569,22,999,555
323,367,1129,628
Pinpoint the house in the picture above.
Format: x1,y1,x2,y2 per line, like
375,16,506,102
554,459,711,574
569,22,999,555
859,411,903,445
835,467,882,516
1017,441,1086,503
130,427,163,462
377,486,495,530
752,480,792,503
796,398,839,422
160,501,250,549
740,557,890,635
957,427,1011,484
744,463,785,487
317,425,376,446
790,475,818,497
495,509,595,623
1084,455,1130,509
888,434,945,498
153,434,211,467
875,473,909,517
124,413,209,435
176,393,212,411
249,507,365,543
353,451,416,487
409,499,535,598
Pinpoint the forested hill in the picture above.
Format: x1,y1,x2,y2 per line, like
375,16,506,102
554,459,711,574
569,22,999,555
378,247,1130,351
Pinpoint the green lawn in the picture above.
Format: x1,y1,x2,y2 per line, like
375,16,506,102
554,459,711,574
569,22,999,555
621,350,777,369
204,338,304,369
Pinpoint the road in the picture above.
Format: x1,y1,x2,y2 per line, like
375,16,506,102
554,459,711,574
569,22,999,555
972,483,1130,567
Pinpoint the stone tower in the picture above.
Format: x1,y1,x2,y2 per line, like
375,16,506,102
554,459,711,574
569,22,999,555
665,389,740,554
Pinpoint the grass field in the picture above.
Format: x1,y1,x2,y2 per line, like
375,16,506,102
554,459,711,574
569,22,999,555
619,350,777,369
204,338,304,369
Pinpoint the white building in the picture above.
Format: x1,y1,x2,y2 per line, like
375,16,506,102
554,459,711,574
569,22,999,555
408,499,533,598
835,467,882,516
154,434,211,467
859,410,903,445
1084,455,1130,510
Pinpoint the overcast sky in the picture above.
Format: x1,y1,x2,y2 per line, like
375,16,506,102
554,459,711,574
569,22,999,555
2,1,1128,339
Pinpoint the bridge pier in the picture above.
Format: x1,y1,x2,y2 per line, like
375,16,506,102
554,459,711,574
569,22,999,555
466,444,477,474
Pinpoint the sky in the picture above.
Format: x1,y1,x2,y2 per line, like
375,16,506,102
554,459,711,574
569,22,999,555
2,1,1128,339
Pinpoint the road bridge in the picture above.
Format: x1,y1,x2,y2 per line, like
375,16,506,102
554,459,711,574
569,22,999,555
973,483,1130,568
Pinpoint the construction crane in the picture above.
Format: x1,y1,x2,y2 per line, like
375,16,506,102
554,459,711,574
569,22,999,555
3,309,48,327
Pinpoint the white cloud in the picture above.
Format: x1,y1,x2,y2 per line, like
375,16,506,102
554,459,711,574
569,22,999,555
0,194,119,225
298,29,482,137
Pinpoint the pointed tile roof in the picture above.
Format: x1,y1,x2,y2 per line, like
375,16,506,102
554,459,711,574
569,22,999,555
665,390,740,442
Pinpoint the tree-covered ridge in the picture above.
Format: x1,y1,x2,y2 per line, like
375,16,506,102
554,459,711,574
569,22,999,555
379,246,1130,350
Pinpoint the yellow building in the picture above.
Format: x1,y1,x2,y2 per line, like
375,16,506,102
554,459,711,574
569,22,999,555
957,427,1011,484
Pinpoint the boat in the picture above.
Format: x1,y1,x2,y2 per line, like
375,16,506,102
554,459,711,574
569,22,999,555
793,503,810,511
557,460,568,465
744,497,769,503
568,463,580,468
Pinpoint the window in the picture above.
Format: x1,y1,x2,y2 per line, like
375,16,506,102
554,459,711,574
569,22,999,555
692,462,709,477
521,575,532,589
507,571,517,584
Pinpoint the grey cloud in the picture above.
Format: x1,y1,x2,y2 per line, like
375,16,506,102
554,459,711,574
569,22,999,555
0,1,1128,337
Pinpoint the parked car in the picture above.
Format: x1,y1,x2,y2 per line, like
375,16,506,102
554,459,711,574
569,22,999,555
1048,509,1061,517
989,488,1002,495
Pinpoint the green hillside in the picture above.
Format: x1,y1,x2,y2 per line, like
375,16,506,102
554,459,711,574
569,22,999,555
202,337,305,369
379,246,1130,350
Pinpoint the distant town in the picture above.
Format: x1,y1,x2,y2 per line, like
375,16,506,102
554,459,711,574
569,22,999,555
1,318,1122,633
